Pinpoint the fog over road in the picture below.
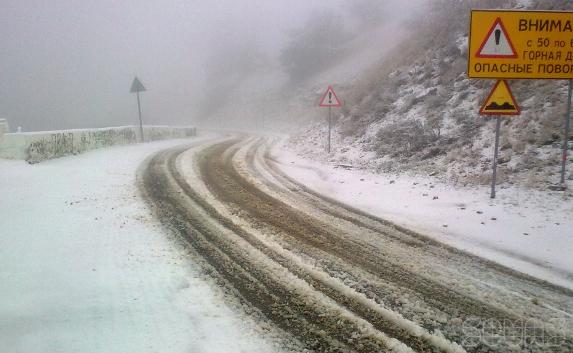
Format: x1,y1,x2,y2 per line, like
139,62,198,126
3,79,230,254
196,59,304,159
139,136,573,353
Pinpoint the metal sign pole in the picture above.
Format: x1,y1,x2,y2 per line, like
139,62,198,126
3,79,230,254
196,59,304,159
262,102,266,131
491,116,502,199
136,91,144,142
560,80,572,185
327,106,332,153
319,86,340,152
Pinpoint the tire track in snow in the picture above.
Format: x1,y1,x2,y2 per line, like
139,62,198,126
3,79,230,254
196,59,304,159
140,142,410,353
140,137,573,353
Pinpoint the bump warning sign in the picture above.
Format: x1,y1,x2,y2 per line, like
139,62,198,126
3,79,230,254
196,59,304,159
480,80,520,115
468,10,573,79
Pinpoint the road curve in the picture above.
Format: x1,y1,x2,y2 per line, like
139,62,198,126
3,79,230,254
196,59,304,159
138,136,573,353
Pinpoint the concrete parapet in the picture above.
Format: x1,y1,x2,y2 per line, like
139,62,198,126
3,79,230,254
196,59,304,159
0,125,196,163
0,119,9,136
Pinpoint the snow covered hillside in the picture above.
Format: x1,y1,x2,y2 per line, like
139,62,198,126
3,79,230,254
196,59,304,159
287,0,573,191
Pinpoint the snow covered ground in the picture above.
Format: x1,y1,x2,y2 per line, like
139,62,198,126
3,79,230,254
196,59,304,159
273,143,573,291
0,136,286,353
2,131,570,353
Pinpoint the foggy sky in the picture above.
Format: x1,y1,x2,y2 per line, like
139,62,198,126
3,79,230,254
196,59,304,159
0,0,424,132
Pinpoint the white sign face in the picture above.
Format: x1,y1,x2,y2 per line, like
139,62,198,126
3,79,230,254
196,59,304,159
319,86,341,107
476,18,517,58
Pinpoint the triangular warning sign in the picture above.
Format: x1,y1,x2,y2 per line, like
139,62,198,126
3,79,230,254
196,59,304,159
130,77,146,93
476,18,518,58
480,80,520,115
319,86,342,107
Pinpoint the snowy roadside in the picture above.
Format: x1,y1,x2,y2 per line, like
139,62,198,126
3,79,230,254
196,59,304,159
273,142,573,291
0,135,284,353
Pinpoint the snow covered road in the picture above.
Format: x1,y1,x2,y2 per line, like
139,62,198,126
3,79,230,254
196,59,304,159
0,136,290,353
276,142,573,292
2,133,571,353
140,135,573,353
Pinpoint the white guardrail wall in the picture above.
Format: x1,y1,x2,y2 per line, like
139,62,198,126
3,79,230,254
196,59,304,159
0,124,196,163
0,119,9,136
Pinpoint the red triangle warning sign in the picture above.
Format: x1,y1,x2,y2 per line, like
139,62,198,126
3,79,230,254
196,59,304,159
319,86,342,107
476,18,518,59
480,80,520,116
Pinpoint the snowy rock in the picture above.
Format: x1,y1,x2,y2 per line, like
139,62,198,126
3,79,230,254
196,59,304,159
548,184,567,191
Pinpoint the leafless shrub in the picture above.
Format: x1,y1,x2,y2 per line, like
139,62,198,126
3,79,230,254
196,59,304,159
440,57,467,84
452,110,484,145
427,113,444,139
339,114,370,138
373,119,439,157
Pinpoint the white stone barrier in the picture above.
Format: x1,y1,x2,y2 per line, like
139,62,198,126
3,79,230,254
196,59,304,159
0,125,196,163
0,119,9,136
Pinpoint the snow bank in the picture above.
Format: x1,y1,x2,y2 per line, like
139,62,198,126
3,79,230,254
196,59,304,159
0,125,197,163
0,136,285,353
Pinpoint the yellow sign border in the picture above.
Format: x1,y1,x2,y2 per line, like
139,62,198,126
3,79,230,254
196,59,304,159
468,9,573,79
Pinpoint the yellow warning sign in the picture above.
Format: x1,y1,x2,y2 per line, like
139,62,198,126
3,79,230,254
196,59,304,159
480,80,520,115
468,10,573,79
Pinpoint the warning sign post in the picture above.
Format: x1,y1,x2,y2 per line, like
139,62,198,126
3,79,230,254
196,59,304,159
130,77,146,142
480,80,521,198
319,86,342,153
469,10,573,79
469,9,573,192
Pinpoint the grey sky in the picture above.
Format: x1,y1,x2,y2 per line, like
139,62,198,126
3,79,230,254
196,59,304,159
0,0,423,131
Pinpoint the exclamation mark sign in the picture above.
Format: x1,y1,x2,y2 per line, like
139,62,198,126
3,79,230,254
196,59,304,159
494,29,501,53
328,91,332,104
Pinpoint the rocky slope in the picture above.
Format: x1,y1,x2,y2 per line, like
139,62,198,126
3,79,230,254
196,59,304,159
287,0,573,191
